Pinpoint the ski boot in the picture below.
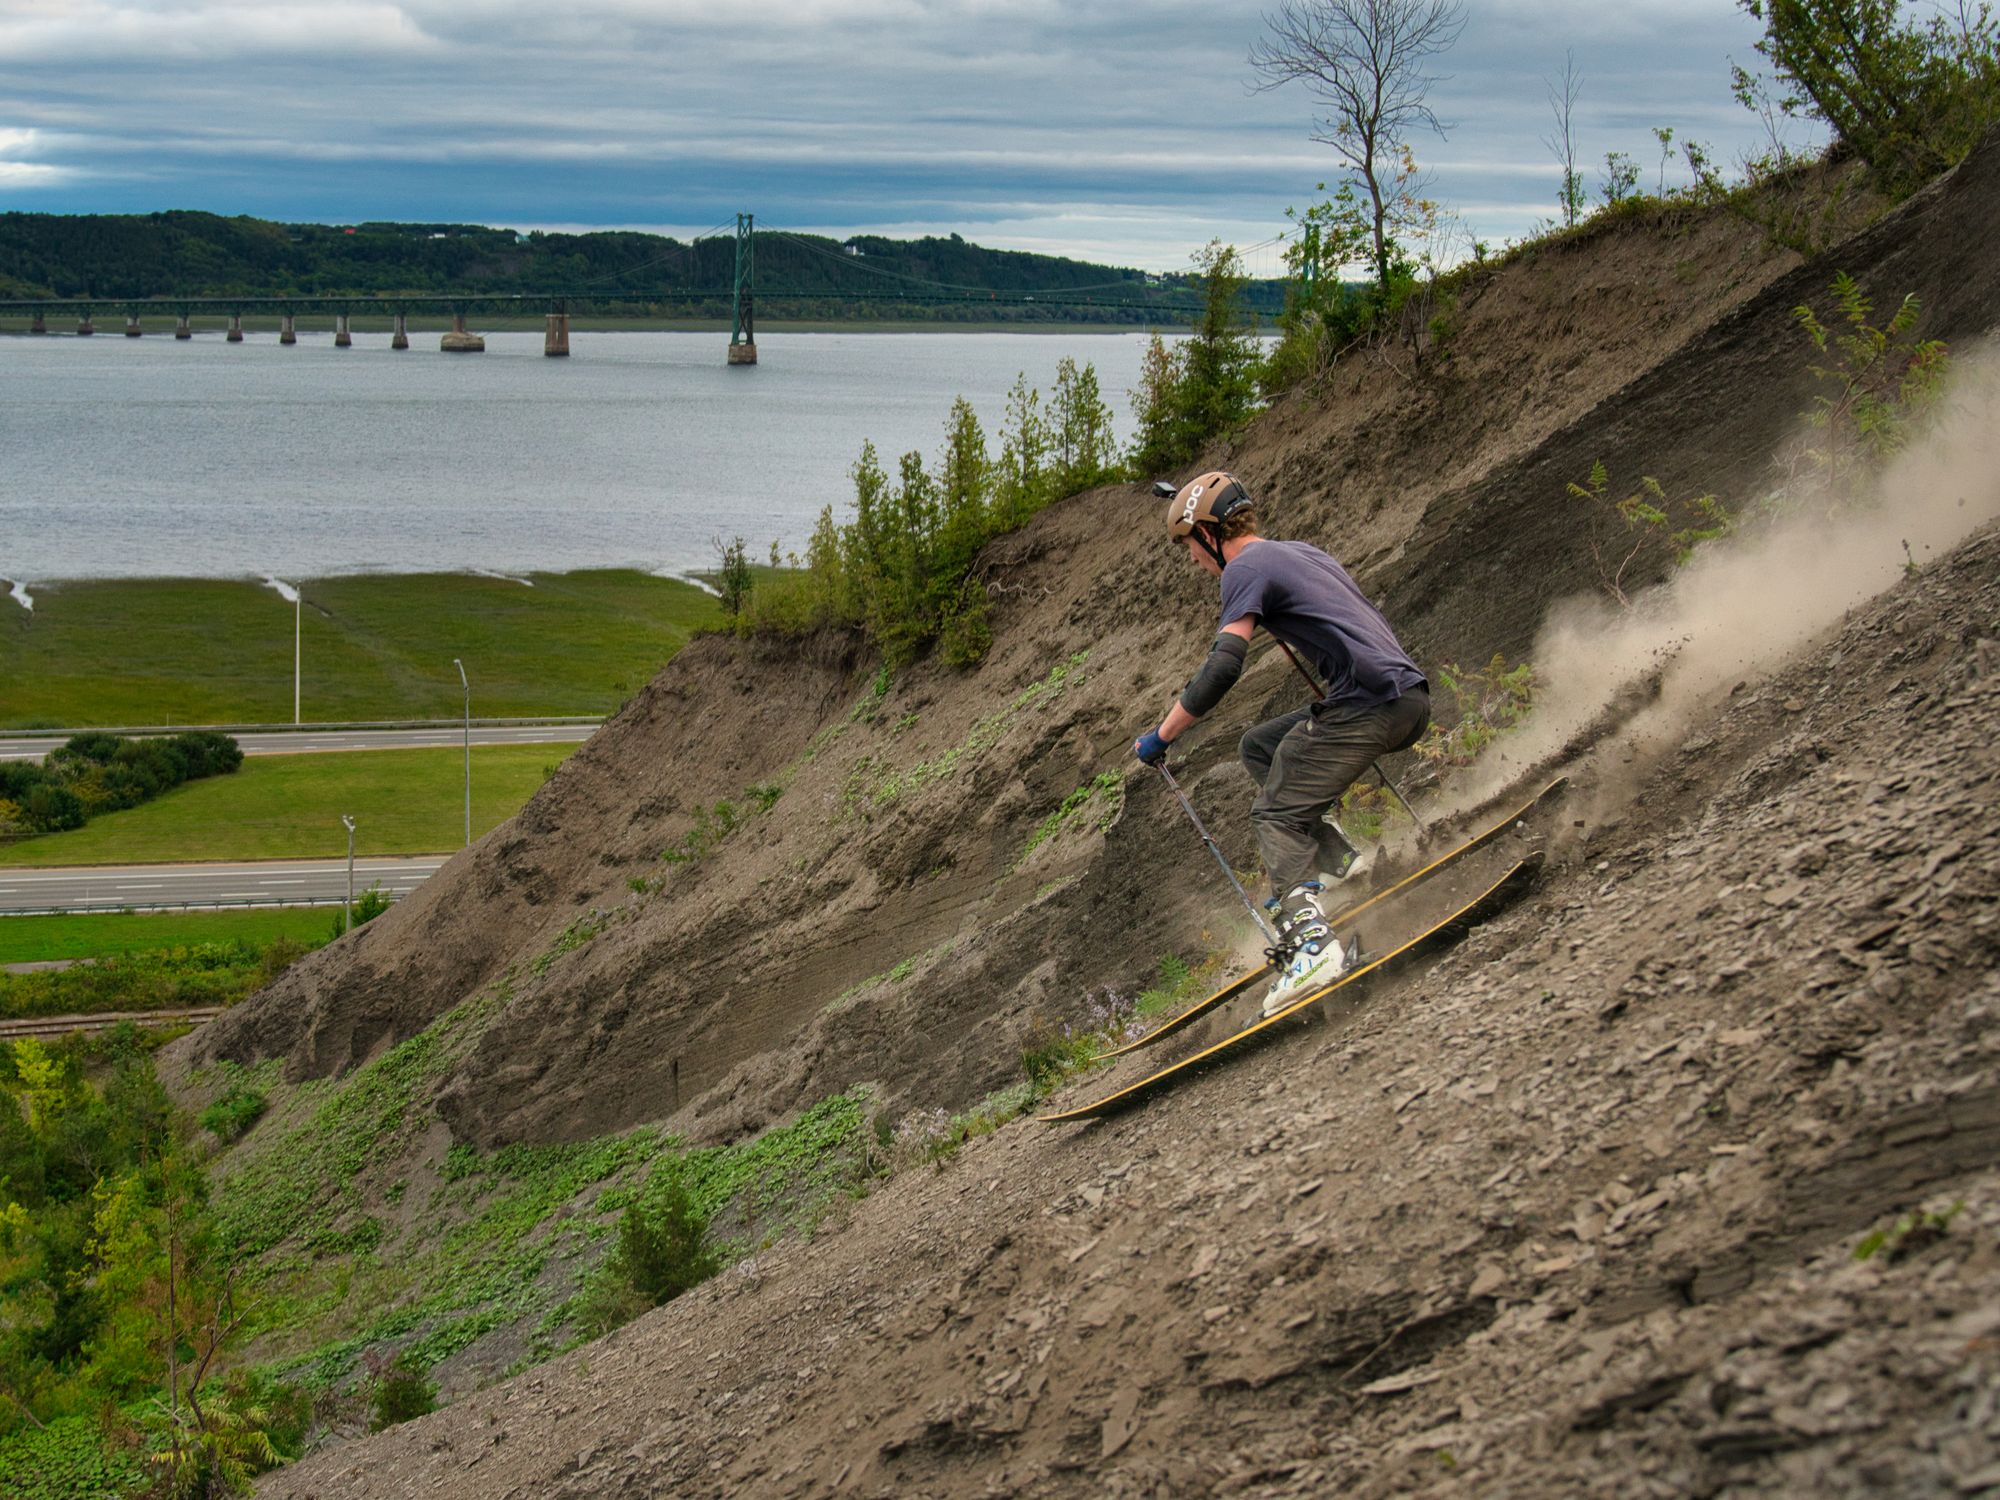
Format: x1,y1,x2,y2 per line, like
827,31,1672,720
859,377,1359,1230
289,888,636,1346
1316,818,1373,884
1260,882,1349,1019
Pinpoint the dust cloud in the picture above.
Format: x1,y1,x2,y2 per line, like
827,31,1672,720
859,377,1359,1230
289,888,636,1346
1433,341,2000,822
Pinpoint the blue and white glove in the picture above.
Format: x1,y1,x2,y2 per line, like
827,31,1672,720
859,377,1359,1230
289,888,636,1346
1133,728,1170,765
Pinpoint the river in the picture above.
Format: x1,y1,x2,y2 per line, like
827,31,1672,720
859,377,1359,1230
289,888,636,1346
0,328,1165,583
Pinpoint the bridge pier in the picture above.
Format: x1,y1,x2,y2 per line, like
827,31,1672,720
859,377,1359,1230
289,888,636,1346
391,313,409,350
279,313,297,346
544,311,569,357
334,313,352,348
125,314,143,337
29,311,46,335
441,313,485,353
77,314,94,335
226,312,243,343
175,313,192,340
728,340,757,366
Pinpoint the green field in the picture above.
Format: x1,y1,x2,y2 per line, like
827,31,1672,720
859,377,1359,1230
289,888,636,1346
0,907,332,965
0,569,720,728
0,743,571,865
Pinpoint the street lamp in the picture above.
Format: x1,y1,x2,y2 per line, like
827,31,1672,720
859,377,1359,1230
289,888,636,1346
275,578,302,724
340,815,356,934
452,658,470,848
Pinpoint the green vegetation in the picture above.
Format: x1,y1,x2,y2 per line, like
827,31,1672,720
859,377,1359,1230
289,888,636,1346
0,937,312,1022
0,907,330,965
1022,771,1124,858
1131,241,1265,470
1789,270,1950,495
327,885,393,940
1738,0,2000,194
530,908,616,976
841,652,1090,818
733,364,1116,666
0,569,718,729
0,212,1282,326
569,1172,722,1338
1854,1200,1963,1262
0,731,241,839
363,1351,437,1432
1567,461,1735,608
0,1033,305,1495
1412,655,1539,771
0,743,572,866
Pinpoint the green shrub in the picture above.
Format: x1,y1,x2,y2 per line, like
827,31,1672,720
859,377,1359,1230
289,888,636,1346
574,1172,721,1336
329,884,393,940
1739,0,2000,195
365,1350,437,1431
199,1082,267,1142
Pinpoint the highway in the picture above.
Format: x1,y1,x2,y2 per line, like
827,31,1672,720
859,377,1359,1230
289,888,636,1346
0,722,598,762
0,855,448,915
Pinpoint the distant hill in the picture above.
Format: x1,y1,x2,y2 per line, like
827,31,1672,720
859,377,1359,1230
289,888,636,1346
0,212,1284,326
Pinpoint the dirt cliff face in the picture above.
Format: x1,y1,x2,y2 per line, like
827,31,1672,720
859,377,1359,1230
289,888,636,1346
258,488,2000,1500
174,130,2000,1169
218,129,2000,1495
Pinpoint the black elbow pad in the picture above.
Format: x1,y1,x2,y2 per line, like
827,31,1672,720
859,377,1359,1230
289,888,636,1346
1179,633,1248,717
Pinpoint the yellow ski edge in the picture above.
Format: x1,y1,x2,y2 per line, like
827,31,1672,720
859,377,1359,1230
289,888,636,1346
1093,775,1567,1063
1038,856,1540,1124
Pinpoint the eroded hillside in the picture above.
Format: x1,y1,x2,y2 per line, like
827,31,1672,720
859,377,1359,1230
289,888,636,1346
162,131,2000,1494
261,516,2000,1497
176,132,2000,1158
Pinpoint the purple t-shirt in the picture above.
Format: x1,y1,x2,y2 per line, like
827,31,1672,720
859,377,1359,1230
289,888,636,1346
1218,539,1426,709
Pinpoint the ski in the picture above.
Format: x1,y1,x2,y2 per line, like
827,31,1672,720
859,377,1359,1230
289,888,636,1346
1040,856,1542,1123
1094,775,1568,1061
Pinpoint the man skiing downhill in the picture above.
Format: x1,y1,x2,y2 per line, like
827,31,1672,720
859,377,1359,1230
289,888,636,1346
1134,472,1431,1017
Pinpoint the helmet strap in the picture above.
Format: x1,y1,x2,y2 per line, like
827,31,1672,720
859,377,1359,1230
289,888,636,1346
1194,525,1227,570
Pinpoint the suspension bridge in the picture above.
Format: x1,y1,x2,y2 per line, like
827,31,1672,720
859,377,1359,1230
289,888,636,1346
0,214,1292,362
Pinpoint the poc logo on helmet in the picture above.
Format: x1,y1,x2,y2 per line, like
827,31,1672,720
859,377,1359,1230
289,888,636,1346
1180,485,1205,526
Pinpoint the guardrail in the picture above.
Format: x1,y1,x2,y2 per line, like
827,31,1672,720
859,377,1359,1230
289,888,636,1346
3,897,363,917
3,716,604,740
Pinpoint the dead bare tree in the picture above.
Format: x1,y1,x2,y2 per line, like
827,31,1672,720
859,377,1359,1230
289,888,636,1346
1249,0,1468,288
1542,50,1585,228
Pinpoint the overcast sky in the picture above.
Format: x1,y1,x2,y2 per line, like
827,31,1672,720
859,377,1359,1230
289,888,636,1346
0,1,1813,273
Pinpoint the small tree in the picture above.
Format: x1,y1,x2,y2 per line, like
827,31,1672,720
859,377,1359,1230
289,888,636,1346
713,534,753,618
1251,0,1468,288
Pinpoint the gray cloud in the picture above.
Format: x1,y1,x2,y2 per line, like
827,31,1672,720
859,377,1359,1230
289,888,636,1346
0,1,1800,268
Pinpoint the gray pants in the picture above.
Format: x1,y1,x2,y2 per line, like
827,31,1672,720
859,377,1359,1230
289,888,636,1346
1239,689,1431,898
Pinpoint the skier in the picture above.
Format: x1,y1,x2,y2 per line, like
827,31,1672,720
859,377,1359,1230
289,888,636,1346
1133,472,1431,1016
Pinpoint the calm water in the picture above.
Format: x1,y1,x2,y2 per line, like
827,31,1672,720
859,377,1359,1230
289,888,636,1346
0,329,1161,583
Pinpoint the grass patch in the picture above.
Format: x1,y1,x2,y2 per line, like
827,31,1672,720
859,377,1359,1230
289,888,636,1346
0,938,313,1021
0,743,573,866
0,906,332,963
0,569,720,729
222,1006,878,1389
1021,770,1123,858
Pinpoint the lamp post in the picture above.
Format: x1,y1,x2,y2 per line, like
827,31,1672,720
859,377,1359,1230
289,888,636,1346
452,658,470,848
276,580,301,725
340,815,355,934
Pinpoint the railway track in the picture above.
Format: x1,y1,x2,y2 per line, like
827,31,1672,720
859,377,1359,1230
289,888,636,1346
0,1006,222,1041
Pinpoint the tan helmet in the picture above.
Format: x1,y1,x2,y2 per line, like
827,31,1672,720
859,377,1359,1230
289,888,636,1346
1163,471,1251,540
1161,471,1252,564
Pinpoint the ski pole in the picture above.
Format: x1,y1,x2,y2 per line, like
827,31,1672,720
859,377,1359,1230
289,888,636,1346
1156,761,1278,947
1271,637,1428,834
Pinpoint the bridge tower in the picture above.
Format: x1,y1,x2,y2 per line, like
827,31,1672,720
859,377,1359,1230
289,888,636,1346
728,212,756,366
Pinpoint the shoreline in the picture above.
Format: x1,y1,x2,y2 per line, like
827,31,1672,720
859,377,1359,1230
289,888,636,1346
1,566,739,592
